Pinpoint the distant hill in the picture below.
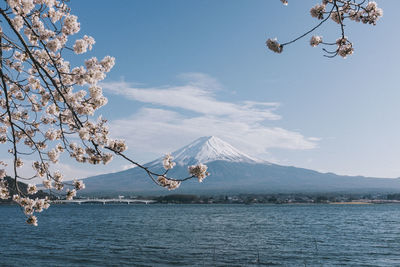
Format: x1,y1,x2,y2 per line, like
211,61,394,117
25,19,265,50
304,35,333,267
0,176,51,203
81,136,400,195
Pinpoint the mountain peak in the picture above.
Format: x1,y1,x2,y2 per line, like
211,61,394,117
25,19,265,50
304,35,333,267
168,136,262,165
203,135,219,141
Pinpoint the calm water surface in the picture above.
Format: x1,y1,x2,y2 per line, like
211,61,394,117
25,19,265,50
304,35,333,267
1,204,400,266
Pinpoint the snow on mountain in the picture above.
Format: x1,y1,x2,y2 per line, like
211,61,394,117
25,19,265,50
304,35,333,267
150,136,263,166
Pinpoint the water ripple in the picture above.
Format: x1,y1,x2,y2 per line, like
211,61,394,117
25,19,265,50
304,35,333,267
1,204,400,266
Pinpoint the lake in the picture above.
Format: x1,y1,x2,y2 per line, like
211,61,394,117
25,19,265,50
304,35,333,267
1,204,400,266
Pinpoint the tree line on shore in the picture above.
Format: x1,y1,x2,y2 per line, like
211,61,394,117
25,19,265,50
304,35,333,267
136,193,400,204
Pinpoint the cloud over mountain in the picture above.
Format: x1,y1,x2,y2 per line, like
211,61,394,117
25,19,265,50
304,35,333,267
101,73,318,161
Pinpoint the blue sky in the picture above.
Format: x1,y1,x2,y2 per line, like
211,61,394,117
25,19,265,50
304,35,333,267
22,0,400,179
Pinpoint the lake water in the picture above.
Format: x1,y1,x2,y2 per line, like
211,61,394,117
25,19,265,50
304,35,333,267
1,204,400,266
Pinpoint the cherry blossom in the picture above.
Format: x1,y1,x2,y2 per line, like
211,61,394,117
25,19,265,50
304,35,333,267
270,0,383,58
0,0,209,225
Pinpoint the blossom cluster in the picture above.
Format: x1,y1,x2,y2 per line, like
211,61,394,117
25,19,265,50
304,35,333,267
158,156,209,190
0,0,210,225
188,163,209,182
162,153,176,170
0,169,9,199
157,176,181,190
335,36,353,58
270,0,382,58
266,38,282,54
13,194,51,226
310,35,323,47
0,180,9,199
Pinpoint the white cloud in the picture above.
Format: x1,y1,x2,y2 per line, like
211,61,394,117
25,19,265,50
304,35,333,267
101,73,318,161
109,107,316,158
100,77,281,122
177,72,223,90
308,137,322,142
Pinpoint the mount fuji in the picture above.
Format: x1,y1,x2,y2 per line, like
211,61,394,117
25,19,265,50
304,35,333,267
147,136,263,167
81,136,400,195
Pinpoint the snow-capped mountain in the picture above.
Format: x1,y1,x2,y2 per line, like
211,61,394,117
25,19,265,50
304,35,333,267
148,136,262,167
81,136,400,195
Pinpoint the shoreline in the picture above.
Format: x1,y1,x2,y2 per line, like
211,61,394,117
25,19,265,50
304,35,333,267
0,202,393,206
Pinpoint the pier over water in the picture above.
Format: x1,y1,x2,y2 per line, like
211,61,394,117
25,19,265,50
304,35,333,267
53,198,156,205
